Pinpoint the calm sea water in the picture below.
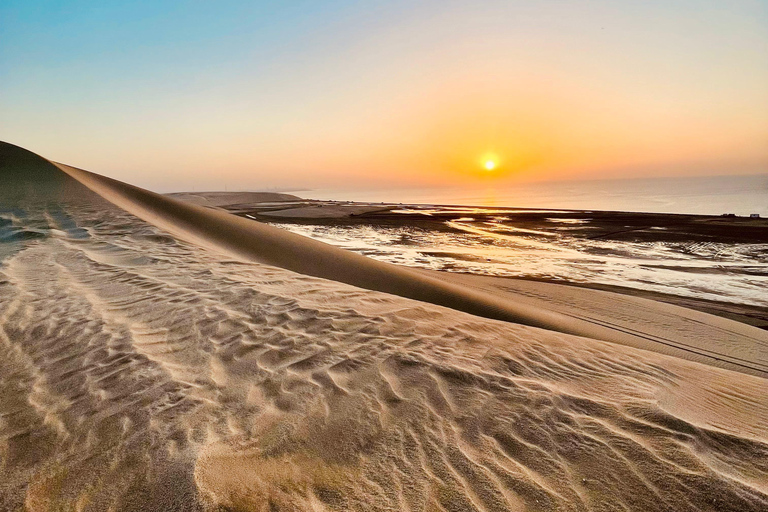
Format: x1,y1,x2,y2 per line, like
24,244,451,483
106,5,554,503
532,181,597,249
308,173,768,217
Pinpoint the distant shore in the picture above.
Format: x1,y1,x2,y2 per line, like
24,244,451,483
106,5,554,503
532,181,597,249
167,192,768,242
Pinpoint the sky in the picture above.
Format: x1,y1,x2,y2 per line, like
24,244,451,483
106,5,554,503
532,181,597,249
1,0,767,193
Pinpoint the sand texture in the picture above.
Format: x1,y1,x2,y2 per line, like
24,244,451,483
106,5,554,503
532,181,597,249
1,141,767,511
422,271,768,378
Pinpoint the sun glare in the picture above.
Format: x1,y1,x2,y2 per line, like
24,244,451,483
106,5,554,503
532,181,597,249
484,160,496,171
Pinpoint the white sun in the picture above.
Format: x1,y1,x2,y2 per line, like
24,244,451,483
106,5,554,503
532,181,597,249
484,160,496,171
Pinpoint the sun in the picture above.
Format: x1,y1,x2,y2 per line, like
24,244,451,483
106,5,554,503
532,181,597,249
484,160,496,171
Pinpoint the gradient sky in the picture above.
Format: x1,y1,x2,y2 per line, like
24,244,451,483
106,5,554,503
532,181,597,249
1,1,767,192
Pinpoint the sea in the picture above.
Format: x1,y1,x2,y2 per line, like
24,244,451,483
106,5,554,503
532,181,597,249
307,173,768,217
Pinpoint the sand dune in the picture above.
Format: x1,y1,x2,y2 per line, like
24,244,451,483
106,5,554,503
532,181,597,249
50,159,768,377
1,141,767,511
167,191,303,208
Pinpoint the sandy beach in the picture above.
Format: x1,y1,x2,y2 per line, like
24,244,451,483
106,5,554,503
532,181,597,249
1,141,767,511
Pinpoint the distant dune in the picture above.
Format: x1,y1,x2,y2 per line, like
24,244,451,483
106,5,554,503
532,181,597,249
167,191,303,207
52,158,768,378
1,140,766,511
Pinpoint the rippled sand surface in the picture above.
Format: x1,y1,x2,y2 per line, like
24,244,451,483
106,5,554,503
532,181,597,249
1,143,767,511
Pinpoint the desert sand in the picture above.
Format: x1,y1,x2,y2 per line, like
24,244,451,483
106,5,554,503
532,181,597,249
0,141,766,511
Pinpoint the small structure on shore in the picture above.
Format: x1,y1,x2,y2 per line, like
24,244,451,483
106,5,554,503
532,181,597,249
750,213,761,218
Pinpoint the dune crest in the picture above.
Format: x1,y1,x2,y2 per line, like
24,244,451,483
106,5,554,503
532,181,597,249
52,162,585,330
45,158,768,377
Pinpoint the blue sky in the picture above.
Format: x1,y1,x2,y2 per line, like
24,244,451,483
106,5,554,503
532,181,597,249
2,1,767,191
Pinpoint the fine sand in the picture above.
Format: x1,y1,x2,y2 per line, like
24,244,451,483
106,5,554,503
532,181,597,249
0,141,766,511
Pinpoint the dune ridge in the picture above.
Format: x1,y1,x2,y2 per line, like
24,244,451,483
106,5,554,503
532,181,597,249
48,160,768,377
53,163,585,331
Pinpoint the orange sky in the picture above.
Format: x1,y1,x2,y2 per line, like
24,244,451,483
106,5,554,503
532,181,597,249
2,1,767,192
